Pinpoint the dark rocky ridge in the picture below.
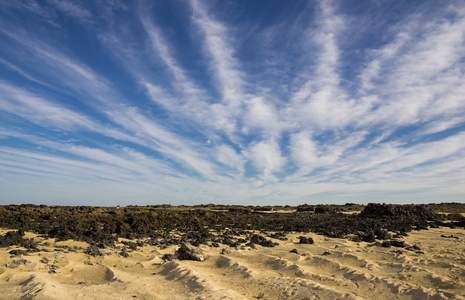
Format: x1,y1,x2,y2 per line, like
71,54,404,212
0,203,464,250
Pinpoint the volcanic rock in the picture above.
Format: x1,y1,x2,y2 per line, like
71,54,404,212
85,245,102,257
6,259,31,268
175,243,207,261
298,236,314,244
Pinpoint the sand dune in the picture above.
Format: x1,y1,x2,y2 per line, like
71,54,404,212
1,227,464,299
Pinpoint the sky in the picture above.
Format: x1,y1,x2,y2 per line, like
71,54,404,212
1,0,465,206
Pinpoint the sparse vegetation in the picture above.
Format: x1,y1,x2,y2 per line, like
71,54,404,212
449,211,465,220
428,202,465,214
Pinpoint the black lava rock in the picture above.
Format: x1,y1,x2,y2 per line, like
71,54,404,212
175,243,206,261
85,245,102,257
298,236,314,244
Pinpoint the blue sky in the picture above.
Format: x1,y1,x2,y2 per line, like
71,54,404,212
1,0,464,206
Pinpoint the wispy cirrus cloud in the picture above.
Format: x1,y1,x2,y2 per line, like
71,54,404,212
0,32,218,181
0,82,97,131
46,0,92,22
190,0,246,108
358,6,465,130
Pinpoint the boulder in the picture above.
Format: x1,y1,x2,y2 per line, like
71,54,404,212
298,236,314,244
175,243,207,261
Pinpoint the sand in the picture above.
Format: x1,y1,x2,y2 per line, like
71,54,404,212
0,227,464,299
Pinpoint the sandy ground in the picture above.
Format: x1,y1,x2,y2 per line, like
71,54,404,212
0,227,464,300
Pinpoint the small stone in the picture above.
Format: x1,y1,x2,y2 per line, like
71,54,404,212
48,264,60,274
47,252,64,260
220,248,231,255
120,247,130,258
298,237,314,244
161,254,173,262
6,259,31,268
85,246,101,257
9,249,28,256
175,244,207,261
40,257,49,264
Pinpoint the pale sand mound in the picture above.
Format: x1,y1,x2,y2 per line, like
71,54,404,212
0,227,464,299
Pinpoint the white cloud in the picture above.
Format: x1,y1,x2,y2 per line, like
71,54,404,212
359,9,465,129
140,16,204,99
358,31,411,92
245,141,286,178
47,0,92,21
311,0,343,87
424,82,465,121
417,117,464,136
242,97,282,137
190,0,245,109
103,107,219,179
286,1,372,132
100,12,240,143
0,58,55,89
215,144,245,175
375,133,465,175
289,132,319,173
0,82,97,131
1,23,226,180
